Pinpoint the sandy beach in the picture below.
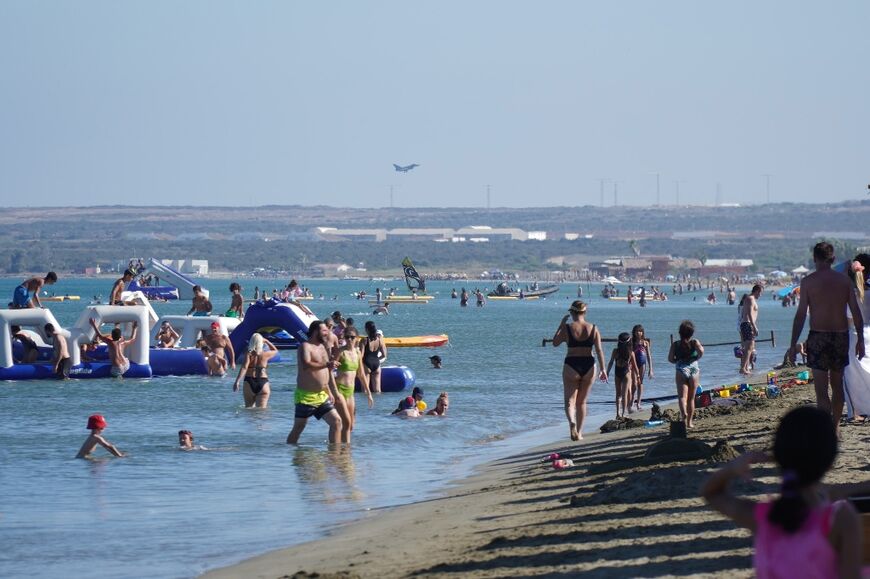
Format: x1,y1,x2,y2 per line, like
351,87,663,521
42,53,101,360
203,366,870,578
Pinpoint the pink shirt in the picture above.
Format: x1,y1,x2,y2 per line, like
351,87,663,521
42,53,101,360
753,501,840,579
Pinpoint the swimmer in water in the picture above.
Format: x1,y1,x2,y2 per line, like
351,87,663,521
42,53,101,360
426,392,449,416
76,414,125,458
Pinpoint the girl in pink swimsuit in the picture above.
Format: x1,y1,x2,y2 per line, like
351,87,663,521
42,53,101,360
702,406,861,579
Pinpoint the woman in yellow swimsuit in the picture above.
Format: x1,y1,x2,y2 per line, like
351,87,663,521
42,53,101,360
335,327,372,443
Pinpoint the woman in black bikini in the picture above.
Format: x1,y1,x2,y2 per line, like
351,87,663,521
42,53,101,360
360,321,387,393
606,332,640,419
232,332,278,408
552,300,608,441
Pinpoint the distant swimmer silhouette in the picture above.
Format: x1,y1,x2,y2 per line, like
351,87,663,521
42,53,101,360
393,163,419,173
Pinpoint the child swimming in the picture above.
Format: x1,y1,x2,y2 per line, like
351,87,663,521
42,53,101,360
702,406,861,578
76,414,125,458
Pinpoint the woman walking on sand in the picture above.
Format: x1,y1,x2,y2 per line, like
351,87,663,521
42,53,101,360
631,324,653,411
606,332,639,419
668,320,704,429
552,300,607,441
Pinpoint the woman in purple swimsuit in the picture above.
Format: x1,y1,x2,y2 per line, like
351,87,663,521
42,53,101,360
552,301,607,441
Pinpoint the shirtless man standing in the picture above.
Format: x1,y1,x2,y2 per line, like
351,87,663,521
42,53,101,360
739,284,763,375
110,269,135,305
89,318,139,377
287,321,342,445
187,286,212,316
44,323,71,379
204,322,236,374
789,242,865,432
11,272,57,309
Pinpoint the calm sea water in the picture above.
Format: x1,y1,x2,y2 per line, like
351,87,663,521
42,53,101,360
0,277,800,578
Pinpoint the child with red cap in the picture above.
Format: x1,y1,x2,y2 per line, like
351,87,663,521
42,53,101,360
76,414,125,458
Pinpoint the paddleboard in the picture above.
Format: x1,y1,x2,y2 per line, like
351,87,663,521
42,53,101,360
41,295,81,302
488,296,540,301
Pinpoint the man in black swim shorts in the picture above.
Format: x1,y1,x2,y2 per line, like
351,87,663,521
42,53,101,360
789,242,865,433
286,321,342,445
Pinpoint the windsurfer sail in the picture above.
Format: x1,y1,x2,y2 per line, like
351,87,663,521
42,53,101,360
402,257,426,293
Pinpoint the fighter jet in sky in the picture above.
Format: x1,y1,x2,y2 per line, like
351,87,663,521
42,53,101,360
394,163,420,173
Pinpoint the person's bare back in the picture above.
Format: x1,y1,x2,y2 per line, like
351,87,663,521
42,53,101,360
801,269,853,332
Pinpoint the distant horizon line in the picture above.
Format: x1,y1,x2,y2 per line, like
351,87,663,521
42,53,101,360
2,200,868,211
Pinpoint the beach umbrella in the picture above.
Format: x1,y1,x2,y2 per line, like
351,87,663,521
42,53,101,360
791,265,809,274
751,273,766,280
768,270,788,278
665,274,676,281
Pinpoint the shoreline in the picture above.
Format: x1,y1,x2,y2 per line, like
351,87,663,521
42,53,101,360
202,365,870,578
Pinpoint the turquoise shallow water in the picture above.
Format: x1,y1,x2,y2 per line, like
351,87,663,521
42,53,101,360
0,277,799,578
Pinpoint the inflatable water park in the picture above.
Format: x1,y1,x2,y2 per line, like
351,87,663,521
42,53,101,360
1,292,424,392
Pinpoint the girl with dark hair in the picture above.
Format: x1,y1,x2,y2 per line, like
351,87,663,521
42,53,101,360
631,324,653,410
606,333,639,419
667,320,703,429
360,321,387,393
702,406,861,578
844,254,870,420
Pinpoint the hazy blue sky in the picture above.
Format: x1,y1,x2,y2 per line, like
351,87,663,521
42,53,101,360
2,1,868,208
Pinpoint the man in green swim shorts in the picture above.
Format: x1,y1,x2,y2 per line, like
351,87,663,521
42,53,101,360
287,321,343,445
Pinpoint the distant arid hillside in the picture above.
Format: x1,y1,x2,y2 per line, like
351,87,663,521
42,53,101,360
0,201,867,275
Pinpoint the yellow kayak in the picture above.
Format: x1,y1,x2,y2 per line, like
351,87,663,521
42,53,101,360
41,295,81,302
383,334,449,348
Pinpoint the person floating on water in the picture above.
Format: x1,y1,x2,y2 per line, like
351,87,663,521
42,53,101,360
76,414,125,458
10,272,57,309
429,355,442,369
702,406,861,578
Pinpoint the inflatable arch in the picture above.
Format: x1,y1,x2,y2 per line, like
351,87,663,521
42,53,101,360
150,315,241,348
229,300,319,358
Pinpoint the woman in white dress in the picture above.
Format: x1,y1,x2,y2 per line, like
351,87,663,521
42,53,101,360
844,254,870,419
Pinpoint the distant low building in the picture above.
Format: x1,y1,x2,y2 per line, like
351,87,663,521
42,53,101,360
699,259,753,276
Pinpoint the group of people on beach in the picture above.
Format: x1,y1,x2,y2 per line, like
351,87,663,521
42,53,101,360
553,242,867,439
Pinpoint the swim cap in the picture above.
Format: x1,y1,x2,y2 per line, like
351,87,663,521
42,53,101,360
210,322,220,329
402,396,416,410
87,414,107,430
